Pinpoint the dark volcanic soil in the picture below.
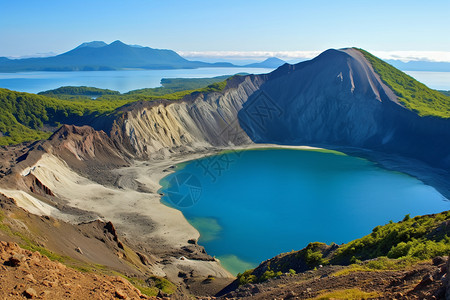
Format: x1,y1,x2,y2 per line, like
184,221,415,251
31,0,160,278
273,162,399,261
219,258,449,299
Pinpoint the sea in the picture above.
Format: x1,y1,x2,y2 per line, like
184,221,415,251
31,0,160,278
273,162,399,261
0,69,448,94
0,67,274,94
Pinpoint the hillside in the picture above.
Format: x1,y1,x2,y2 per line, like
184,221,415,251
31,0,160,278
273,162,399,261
357,48,450,118
0,88,132,145
0,242,155,299
0,76,237,145
38,86,120,97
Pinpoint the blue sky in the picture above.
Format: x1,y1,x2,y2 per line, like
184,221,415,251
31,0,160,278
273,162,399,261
1,0,449,61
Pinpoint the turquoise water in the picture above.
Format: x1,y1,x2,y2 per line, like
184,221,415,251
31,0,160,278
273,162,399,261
0,67,274,94
160,149,449,275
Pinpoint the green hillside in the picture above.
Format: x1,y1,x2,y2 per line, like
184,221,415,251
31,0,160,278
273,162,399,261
0,88,132,145
332,211,450,263
39,86,120,97
357,48,450,118
0,76,234,145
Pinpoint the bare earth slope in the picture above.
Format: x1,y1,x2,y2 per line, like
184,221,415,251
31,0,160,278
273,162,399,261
220,258,449,299
0,241,153,299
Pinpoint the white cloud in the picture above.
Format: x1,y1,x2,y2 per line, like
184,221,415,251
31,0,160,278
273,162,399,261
178,50,450,63
177,50,322,61
371,51,450,63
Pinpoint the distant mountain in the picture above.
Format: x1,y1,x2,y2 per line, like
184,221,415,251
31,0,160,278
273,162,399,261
244,57,287,68
74,41,108,49
0,41,299,72
387,59,450,72
0,40,236,72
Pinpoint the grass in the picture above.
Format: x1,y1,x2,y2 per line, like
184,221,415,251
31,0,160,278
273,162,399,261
331,265,373,277
312,288,380,300
357,48,450,118
331,256,420,277
332,211,450,264
112,273,176,297
0,211,69,263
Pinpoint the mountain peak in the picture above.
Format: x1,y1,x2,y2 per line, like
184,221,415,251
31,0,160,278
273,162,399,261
263,57,285,63
75,41,107,49
245,57,287,68
109,40,127,46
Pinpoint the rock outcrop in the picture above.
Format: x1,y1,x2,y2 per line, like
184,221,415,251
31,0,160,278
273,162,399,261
0,241,154,299
107,75,265,159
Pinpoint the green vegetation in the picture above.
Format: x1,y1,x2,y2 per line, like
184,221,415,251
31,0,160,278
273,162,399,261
103,76,231,101
39,86,120,96
0,74,236,146
237,268,283,285
237,242,329,285
332,211,450,264
116,275,176,297
301,242,329,268
0,88,132,145
357,48,450,118
126,75,232,96
0,211,70,263
332,256,419,277
259,268,283,282
237,269,257,285
313,288,380,300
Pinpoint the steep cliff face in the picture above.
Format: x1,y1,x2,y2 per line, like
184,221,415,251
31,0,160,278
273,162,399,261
108,75,265,159
238,48,450,170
